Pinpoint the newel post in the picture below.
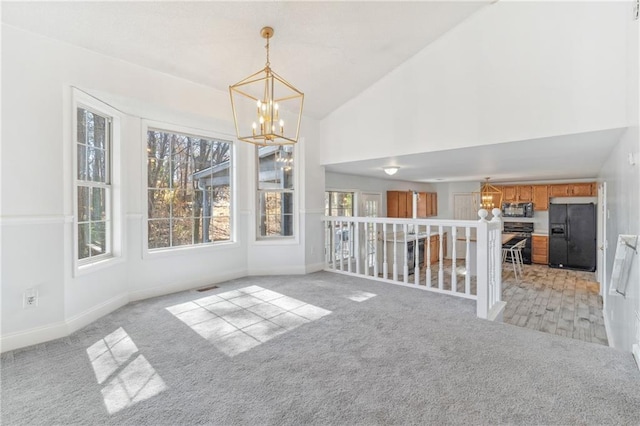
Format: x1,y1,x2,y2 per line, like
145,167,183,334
476,209,489,319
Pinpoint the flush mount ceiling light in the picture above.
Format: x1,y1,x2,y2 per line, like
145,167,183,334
229,26,304,146
383,167,400,176
474,177,503,210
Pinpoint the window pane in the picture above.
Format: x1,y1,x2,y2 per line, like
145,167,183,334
172,218,193,247
90,187,106,221
258,146,294,190
87,147,107,183
77,109,88,145
91,113,107,149
148,220,170,249
78,223,90,259
77,145,88,180
78,186,90,222
91,222,107,256
172,188,194,219
212,216,230,241
148,189,171,219
259,191,293,237
147,131,171,188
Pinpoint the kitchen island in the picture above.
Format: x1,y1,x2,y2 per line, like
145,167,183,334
379,231,447,276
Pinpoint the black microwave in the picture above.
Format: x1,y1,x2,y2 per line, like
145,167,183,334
501,202,534,218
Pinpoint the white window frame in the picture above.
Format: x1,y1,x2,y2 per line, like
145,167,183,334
142,120,236,256
256,145,297,240
72,89,123,275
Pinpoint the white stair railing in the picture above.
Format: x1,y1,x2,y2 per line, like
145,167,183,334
321,210,505,320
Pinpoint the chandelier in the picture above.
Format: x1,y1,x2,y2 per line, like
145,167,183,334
229,27,304,146
475,178,502,210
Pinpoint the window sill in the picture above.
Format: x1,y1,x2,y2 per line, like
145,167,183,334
74,255,125,278
253,237,299,246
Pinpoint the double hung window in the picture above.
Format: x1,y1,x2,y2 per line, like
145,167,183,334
76,107,112,263
257,146,294,238
146,128,232,250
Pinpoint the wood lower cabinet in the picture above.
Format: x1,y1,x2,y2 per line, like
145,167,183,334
532,185,549,211
425,233,446,265
532,235,548,265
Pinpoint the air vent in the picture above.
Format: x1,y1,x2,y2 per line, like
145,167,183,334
196,285,219,292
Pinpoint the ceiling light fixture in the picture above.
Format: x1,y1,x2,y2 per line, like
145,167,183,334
229,26,304,146
474,177,502,210
383,167,399,176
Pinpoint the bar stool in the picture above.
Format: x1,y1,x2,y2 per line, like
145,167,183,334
503,239,526,282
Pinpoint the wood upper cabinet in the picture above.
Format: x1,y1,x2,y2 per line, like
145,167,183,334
426,192,438,217
389,191,437,218
549,182,596,197
501,185,532,202
387,191,414,218
532,235,549,265
532,185,549,211
501,186,518,202
417,192,427,217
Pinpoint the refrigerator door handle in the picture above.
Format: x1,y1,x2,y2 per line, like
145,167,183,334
566,220,570,242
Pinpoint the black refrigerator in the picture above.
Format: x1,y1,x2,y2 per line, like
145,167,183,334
549,203,596,271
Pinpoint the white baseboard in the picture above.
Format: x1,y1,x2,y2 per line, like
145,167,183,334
248,265,308,275
487,301,507,322
0,321,68,353
128,268,248,302
305,262,327,274
633,344,640,372
66,292,129,335
603,312,615,348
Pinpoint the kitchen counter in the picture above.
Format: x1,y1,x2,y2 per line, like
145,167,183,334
532,232,548,237
380,231,441,243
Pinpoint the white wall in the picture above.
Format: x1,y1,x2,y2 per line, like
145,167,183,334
599,8,640,353
319,1,627,165
0,25,318,351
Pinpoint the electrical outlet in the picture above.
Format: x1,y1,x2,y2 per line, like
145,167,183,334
23,288,38,309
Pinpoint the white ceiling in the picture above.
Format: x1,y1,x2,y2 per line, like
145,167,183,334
1,0,489,119
1,1,627,184
324,128,627,183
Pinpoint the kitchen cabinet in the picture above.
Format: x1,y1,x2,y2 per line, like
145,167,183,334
532,235,548,265
425,233,446,265
501,185,532,202
532,185,549,211
387,191,413,218
549,182,596,197
388,191,436,218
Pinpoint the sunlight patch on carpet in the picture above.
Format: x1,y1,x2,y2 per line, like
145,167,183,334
345,291,377,302
87,328,167,414
166,286,331,357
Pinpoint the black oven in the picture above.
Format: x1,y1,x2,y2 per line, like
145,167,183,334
503,222,533,264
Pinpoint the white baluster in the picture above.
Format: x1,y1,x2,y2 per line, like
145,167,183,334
383,224,388,279
451,226,457,293
373,223,379,278
347,221,352,274
438,225,444,290
465,226,471,295
414,227,420,285
354,221,360,275
426,225,432,288
393,224,398,282
403,223,409,284
338,220,343,272
332,220,338,270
